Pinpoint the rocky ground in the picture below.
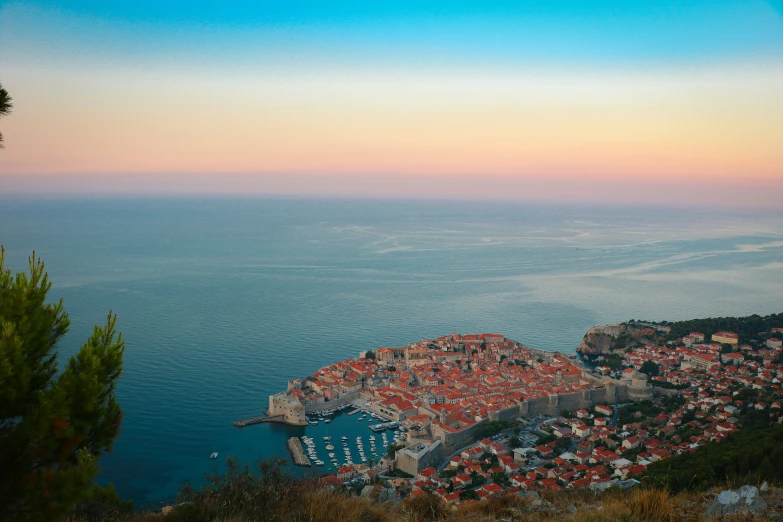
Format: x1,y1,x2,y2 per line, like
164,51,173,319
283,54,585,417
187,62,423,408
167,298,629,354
475,483,783,521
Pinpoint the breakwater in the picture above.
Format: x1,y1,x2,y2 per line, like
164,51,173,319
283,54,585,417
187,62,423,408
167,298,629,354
233,415,284,428
287,437,311,467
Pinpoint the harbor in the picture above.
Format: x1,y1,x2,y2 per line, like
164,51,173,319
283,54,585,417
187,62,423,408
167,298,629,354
230,399,404,473
274,403,404,472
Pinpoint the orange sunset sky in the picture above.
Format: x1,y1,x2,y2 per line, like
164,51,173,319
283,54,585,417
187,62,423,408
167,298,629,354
1,1,782,204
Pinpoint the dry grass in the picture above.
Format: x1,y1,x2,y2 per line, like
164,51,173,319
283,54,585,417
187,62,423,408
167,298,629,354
286,490,394,522
570,487,676,522
454,493,527,520
69,478,783,522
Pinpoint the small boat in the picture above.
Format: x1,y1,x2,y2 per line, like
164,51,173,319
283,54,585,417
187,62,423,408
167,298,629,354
325,419,331,423
210,452,218,459
326,444,334,450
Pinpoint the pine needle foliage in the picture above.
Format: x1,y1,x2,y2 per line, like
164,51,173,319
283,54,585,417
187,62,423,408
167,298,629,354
0,82,12,147
0,248,126,521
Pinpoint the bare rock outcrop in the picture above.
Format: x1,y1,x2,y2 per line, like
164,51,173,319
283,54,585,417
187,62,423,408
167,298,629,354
576,322,661,356
576,324,623,355
705,485,768,519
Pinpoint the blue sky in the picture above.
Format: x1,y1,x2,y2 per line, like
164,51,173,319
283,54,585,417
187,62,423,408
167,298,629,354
3,0,782,68
19,0,783,26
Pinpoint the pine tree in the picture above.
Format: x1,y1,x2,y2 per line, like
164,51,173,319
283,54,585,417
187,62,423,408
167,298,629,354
0,82,12,147
757,457,774,483
0,248,125,521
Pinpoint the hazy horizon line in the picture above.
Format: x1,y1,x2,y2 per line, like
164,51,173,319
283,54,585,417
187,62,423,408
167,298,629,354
2,191,782,215
2,172,782,210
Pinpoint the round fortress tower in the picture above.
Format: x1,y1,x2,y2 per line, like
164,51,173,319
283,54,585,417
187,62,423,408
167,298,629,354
626,371,653,400
268,392,308,425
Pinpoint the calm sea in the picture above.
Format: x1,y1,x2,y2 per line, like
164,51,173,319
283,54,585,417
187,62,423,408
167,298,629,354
1,198,781,507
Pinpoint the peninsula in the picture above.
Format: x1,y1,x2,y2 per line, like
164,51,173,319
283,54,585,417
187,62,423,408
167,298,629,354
255,314,783,502
265,333,654,477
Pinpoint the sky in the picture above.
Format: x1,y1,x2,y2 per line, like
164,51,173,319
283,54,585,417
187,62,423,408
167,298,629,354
1,1,782,204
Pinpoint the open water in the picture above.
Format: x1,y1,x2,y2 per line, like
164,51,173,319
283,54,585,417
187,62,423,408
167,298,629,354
1,197,782,507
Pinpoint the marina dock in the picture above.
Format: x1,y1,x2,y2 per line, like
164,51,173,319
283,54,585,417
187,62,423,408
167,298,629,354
347,408,362,416
233,415,284,428
287,437,311,467
370,421,400,432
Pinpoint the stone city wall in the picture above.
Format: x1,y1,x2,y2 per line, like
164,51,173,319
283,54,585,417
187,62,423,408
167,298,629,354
432,419,487,453
436,382,638,452
303,392,361,413
488,404,520,423
652,386,681,397
521,384,629,418
526,346,560,361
